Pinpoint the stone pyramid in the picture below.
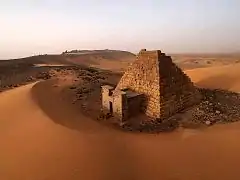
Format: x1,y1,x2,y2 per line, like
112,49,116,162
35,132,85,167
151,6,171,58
115,49,201,120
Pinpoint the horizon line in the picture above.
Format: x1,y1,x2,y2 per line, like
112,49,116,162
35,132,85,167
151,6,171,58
1,49,240,60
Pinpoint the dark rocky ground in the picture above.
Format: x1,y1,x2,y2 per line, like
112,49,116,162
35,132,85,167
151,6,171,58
191,88,240,125
0,54,75,92
0,65,61,92
0,66,50,92
0,58,104,93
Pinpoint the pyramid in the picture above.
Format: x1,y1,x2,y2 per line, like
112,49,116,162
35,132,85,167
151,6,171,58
115,49,201,120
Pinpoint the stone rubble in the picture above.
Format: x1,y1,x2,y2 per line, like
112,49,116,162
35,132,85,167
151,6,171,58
191,88,240,125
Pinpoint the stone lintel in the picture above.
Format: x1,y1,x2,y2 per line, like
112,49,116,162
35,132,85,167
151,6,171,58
102,85,114,97
101,85,114,90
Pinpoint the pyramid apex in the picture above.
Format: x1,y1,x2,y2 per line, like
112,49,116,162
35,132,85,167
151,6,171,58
140,49,147,52
138,49,165,56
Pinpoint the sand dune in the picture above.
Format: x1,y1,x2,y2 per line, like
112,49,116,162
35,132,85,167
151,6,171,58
186,63,240,92
0,64,240,180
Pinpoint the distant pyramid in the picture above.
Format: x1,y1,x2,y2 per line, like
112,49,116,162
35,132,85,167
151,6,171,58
115,49,201,119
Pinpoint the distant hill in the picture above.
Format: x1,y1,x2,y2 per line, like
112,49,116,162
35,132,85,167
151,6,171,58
62,50,136,72
64,50,135,63
0,54,72,66
0,50,136,72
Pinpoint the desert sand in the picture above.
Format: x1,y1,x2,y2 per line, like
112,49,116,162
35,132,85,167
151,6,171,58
186,64,240,92
1,63,240,180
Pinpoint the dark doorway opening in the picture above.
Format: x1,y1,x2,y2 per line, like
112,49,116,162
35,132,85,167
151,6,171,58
109,101,113,113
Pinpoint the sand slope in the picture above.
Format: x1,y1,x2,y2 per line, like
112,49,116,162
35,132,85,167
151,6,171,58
186,63,240,92
1,64,240,180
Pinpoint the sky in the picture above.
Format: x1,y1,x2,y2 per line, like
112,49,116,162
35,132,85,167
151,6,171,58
0,0,240,59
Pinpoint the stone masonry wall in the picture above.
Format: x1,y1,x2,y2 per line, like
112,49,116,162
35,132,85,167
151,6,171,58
112,90,128,122
116,49,201,120
102,85,129,122
101,85,114,112
158,57,201,119
116,49,161,118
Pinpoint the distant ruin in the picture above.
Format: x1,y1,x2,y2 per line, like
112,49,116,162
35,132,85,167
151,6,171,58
101,49,201,122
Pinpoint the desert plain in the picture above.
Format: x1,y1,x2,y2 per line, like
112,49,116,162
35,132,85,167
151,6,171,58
1,50,240,180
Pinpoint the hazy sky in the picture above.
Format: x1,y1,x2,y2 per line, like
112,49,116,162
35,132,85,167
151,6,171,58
1,0,240,59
